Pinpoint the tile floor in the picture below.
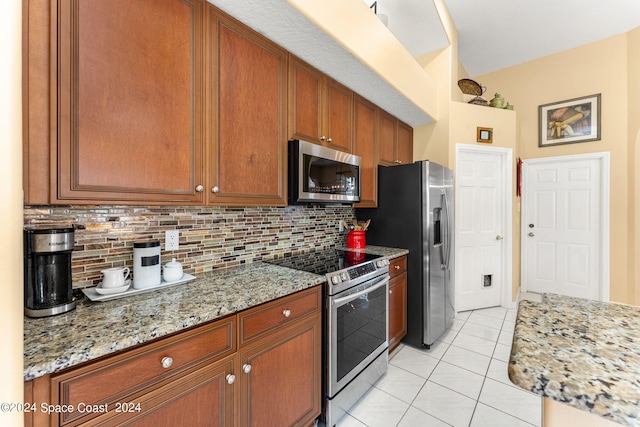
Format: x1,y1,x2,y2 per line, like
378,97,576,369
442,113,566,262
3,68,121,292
337,295,544,427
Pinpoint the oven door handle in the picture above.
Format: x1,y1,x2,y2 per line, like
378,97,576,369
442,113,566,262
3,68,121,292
331,275,389,307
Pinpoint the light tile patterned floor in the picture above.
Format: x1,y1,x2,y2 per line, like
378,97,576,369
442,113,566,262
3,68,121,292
337,297,543,427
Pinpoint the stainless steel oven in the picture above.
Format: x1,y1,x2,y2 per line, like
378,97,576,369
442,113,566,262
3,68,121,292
325,271,389,426
265,249,390,427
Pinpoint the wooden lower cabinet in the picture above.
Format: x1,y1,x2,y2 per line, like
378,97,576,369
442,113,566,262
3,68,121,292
388,256,407,353
239,315,321,427
24,287,322,427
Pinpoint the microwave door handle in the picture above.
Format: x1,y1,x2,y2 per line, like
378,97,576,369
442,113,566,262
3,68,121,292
331,275,389,307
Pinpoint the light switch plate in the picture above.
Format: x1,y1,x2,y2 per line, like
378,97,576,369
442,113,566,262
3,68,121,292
165,230,179,251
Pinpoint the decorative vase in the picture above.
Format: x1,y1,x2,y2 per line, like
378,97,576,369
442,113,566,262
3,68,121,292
489,93,505,109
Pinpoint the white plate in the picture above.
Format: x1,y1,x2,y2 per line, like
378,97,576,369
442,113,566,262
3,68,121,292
82,274,197,302
94,281,131,295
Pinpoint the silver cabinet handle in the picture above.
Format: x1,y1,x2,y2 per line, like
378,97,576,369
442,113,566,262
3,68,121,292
161,357,173,369
528,232,535,237
394,265,400,270
320,135,326,141
496,235,503,240
226,374,235,384
211,186,220,194
327,137,332,143
195,185,204,192
389,289,393,294
243,364,252,374
283,309,291,318
394,160,402,164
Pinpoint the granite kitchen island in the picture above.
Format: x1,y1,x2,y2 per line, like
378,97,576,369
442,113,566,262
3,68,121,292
509,293,640,427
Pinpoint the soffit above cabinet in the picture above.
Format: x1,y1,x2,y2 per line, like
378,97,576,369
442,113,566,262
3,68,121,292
208,0,436,126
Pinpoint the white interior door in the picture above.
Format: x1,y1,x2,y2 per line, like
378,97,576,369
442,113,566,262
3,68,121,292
456,145,512,311
522,153,609,300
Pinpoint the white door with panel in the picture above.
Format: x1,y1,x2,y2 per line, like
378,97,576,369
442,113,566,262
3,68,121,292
456,145,511,311
523,154,609,300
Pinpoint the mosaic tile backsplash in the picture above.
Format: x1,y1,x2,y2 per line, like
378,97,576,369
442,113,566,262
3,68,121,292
24,205,354,288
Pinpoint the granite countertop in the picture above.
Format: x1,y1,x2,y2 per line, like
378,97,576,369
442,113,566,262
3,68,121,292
509,293,640,427
24,245,407,381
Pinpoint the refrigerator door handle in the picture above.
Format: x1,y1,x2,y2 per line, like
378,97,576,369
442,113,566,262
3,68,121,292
442,191,452,270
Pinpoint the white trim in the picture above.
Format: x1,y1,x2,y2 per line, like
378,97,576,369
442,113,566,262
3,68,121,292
455,144,513,310
520,152,610,302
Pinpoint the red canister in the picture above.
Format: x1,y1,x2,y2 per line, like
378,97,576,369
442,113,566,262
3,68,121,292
346,230,366,249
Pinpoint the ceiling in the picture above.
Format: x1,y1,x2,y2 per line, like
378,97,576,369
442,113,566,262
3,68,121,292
370,0,640,77
208,0,640,126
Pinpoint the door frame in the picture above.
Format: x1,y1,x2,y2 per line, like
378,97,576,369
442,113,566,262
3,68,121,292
455,144,513,310
520,152,610,301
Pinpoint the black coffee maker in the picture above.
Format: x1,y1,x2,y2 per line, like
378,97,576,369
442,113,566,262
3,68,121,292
24,226,76,318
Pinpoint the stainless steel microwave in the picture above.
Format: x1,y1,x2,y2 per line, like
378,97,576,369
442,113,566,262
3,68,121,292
289,140,361,204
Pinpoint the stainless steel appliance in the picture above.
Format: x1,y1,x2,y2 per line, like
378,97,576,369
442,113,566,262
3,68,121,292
24,226,76,318
266,249,390,427
288,140,361,204
357,161,455,348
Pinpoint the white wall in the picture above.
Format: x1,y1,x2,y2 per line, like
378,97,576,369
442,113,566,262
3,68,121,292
1,0,25,426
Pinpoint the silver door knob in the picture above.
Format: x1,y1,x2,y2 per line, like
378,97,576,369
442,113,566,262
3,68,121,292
211,186,220,194
195,185,204,192
226,374,235,384
496,235,503,240
161,357,173,369
243,364,252,374
282,309,291,318
528,232,535,237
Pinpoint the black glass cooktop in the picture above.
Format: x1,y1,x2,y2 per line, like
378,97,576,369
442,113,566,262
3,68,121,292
265,249,381,276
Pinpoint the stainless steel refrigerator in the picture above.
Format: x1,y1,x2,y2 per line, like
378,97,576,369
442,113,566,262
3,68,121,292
357,161,454,348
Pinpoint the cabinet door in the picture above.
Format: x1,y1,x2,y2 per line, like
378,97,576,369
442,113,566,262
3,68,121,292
353,96,377,208
239,315,321,427
101,358,235,427
388,272,407,353
56,0,205,204
288,56,324,144
378,110,397,166
325,79,353,153
396,121,413,165
210,12,287,206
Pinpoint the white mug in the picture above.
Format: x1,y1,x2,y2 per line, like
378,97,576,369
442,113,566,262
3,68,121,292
101,267,130,288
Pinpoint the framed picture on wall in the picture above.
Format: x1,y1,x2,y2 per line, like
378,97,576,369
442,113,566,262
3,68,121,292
477,127,493,144
539,93,601,147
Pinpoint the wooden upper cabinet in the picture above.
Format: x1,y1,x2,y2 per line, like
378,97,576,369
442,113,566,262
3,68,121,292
353,95,378,208
378,110,413,166
55,0,205,204
288,56,353,153
208,11,287,206
397,121,413,165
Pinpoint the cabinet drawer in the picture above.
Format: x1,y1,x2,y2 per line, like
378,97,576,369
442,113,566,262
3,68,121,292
239,286,321,346
389,256,407,278
52,316,235,426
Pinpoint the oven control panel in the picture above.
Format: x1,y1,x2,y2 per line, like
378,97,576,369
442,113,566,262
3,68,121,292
328,258,389,285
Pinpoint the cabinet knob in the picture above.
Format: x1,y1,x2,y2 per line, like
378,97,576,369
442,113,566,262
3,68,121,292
243,364,252,374
320,135,326,141
161,357,173,369
195,185,204,192
394,265,400,270
226,374,236,385
212,186,220,194
283,309,291,318
389,290,393,294
394,160,402,164
327,137,332,143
